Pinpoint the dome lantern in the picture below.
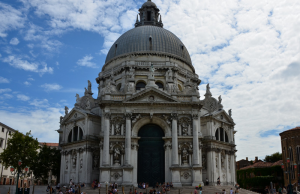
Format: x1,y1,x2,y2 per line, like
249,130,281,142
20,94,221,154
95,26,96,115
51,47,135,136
135,0,163,28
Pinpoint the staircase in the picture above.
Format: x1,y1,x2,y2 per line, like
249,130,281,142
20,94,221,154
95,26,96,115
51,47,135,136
80,185,259,194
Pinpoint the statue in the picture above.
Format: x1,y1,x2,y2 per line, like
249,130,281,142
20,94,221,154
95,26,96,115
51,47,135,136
128,67,135,79
150,63,156,73
228,109,232,117
182,148,189,165
88,80,92,93
132,114,141,124
115,123,121,135
105,81,111,93
75,94,80,103
93,155,99,169
84,87,88,95
202,155,207,170
65,106,69,115
166,68,173,80
126,82,134,93
113,148,121,165
60,116,63,123
86,99,91,109
182,122,188,136
205,83,212,97
72,155,76,167
218,95,222,104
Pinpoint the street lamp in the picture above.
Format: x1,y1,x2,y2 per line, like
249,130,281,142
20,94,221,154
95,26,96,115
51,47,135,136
282,159,298,194
10,160,30,194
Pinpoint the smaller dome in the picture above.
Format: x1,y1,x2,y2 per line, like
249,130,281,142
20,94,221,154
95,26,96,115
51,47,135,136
142,0,157,8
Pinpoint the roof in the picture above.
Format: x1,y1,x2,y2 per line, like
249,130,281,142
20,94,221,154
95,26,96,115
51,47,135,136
39,142,59,147
280,126,300,135
0,122,17,132
105,25,192,66
142,0,157,8
240,160,282,170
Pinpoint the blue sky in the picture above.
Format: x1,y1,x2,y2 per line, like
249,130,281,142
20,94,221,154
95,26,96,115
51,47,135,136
1,0,300,160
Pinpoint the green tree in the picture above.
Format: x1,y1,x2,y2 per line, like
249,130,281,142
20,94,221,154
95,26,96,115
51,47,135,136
264,152,282,162
0,131,39,169
31,144,61,182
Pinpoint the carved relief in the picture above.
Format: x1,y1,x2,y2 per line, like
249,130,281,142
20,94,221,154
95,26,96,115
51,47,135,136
132,114,141,125
178,117,191,136
111,117,124,135
113,147,121,165
111,172,123,180
109,142,125,165
178,142,192,165
228,156,231,170
72,150,77,167
181,171,191,180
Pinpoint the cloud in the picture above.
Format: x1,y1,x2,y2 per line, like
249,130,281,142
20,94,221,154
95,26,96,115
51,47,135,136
28,78,34,81
17,94,30,101
0,107,61,142
41,83,62,91
0,88,12,93
0,76,9,83
77,55,97,68
29,99,49,107
24,81,31,86
2,55,53,75
0,2,25,37
10,37,20,45
0,93,13,100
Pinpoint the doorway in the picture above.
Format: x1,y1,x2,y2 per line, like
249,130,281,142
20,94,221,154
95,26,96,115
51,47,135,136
138,124,165,187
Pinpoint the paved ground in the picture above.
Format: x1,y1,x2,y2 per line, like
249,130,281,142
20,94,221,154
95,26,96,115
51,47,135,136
0,185,258,194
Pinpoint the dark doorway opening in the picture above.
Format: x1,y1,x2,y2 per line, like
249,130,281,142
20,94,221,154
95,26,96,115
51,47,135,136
138,124,165,187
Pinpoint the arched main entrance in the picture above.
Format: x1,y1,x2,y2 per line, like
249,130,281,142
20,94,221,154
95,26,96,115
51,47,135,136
138,124,165,186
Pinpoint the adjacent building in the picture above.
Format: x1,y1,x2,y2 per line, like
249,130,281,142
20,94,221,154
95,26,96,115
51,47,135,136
280,126,300,187
58,0,237,187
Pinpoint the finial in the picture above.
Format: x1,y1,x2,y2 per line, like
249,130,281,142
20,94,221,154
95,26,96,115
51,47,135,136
204,83,212,98
136,14,139,22
159,15,162,23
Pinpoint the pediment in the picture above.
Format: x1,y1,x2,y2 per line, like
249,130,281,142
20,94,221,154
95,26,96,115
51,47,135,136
212,110,235,125
124,88,179,103
61,108,87,124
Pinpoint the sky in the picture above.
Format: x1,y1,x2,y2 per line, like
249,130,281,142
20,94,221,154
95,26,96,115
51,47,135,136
0,0,300,161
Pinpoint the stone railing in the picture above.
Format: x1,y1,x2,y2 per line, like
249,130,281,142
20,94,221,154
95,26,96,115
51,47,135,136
177,96,192,102
111,95,125,101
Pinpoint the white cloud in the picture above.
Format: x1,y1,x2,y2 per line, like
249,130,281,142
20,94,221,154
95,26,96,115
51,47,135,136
17,94,30,101
0,76,9,83
2,55,53,75
24,81,31,86
0,93,13,100
41,83,62,91
0,108,61,142
77,55,97,68
0,88,11,93
29,99,49,107
0,2,25,37
28,78,34,81
10,37,19,45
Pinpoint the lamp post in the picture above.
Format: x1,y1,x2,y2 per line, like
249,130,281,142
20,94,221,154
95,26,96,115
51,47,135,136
10,160,29,194
282,158,297,194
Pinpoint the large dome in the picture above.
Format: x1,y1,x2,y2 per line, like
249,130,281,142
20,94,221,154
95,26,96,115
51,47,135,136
105,25,192,65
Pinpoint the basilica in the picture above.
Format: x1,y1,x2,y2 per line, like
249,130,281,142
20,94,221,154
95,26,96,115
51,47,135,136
58,0,237,187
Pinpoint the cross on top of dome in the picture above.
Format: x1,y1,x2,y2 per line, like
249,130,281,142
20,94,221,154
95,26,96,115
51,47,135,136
135,0,163,28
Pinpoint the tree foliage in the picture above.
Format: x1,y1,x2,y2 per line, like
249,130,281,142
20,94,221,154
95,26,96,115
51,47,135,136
0,131,39,169
31,144,61,181
264,152,282,162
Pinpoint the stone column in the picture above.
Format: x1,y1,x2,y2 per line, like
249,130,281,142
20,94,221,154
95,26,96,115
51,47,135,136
124,112,132,166
171,113,178,166
76,150,80,182
102,112,110,166
60,152,65,184
223,129,226,142
218,152,222,182
206,150,214,185
226,153,229,185
68,152,71,182
132,143,138,186
192,113,200,165
218,128,220,141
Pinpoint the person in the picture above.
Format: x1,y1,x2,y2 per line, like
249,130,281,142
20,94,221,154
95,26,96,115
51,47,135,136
282,187,287,194
194,188,198,194
98,182,101,188
56,183,61,190
223,189,226,194
230,188,233,194
217,177,220,185
143,182,146,189
69,179,73,187
199,183,202,190
278,186,282,194
206,178,209,186
129,189,133,194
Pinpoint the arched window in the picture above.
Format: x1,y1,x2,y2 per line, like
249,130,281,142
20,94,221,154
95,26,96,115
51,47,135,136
155,81,163,89
68,126,84,143
116,83,122,91
288,147,295,179
215,127,229,143
136,81,146,90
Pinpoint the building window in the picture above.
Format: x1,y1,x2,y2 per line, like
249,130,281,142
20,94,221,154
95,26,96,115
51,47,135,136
288,147,295,179
0,139,3,148
9,179,12,185
2,128,4,132
147,11,151,21
68,126,84,143
215,128,229,143
8,131,11,135
136,81,146,90
155,81,163,89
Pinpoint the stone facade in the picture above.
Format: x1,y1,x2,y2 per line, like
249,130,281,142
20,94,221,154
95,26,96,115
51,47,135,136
280,127,300,186
58,0,237,187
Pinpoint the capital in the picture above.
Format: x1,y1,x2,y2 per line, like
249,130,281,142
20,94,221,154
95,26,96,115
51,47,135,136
104,112,111,119
124,112,132,119
171,113,178,120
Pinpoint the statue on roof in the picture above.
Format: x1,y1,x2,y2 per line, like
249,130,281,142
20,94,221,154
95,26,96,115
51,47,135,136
228,109,232,117
65,106,69,115
218,95,222,104
88,80,92,93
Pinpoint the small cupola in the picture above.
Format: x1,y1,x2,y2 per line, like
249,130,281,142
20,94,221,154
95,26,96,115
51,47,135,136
135,0,163,28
